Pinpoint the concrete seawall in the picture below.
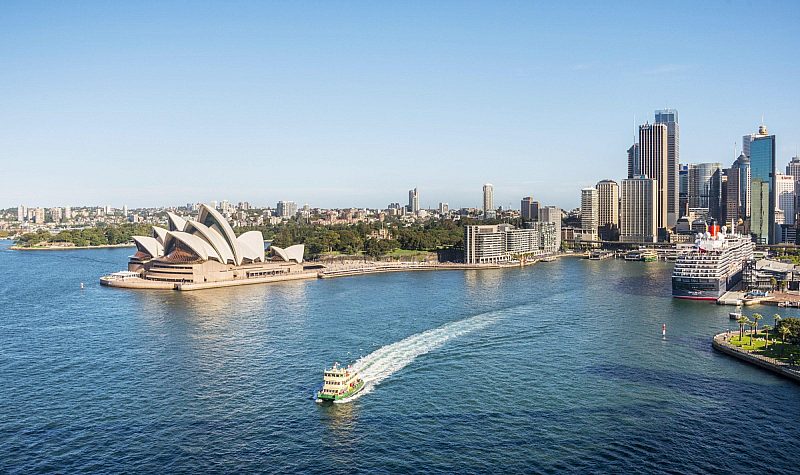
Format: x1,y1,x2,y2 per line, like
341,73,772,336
712,333,800,384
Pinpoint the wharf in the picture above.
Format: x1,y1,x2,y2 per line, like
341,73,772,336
100,271,319,291
712,332,800,384
319,262,501,278
717,290,800,307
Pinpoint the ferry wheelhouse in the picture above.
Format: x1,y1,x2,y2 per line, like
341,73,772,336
671,225,754,300
316,363,365,402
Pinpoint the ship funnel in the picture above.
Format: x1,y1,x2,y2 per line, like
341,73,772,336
709,219,720,238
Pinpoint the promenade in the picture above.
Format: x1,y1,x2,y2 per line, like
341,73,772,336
712,332,800,384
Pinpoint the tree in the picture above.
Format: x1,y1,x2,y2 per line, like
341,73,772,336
774,314,782,330
737,316,749,341
752,313,763,337
748,319,757,346
770,277,778,290
762,325,772,348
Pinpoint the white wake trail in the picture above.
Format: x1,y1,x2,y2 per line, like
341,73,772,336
335,310,501,403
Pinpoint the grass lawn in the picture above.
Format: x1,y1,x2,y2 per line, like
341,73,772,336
385,249,434,258
729,332,800,364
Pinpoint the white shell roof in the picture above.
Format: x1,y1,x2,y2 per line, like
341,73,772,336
167,212,187,232
198,204,243,265
163,231,221,262
271,244,304,263
185,220,236,264
133,236,164,258
151,226,169,245
237,231,265,263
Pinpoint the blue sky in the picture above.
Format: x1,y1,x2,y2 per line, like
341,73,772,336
2,1,799,210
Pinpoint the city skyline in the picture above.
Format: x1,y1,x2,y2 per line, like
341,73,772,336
2,2,799,209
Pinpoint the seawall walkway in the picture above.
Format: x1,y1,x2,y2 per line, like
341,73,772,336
712,332,800,384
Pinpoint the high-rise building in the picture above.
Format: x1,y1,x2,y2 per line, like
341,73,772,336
538,206,562,250
749,125,776,244
654,109,679,226
620,176,658,243
50,207,63,223
775,173,795,226
483,184,494,219
17,205,25,222
520,196,539,221
438,202,449,214
64,206,72,220
638,123,669,228
408,188,419,214
34,207,45,224
688,163,723,221
463,224,557,264
580,187,599,241
743,133,756,158
786,157,800,183
679,164,692,218
276,200,298,218
725,153,751,226
595,180,619,227
627,143,640,179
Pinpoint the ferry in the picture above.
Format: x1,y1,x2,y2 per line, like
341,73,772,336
641,250,658,262
316,363,365,402
671,224,754,300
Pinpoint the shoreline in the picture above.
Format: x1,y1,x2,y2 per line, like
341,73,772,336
100,253,568,291
10,243,136,251
712,332,800,384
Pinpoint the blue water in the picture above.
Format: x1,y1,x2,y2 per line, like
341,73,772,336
2,241,800,473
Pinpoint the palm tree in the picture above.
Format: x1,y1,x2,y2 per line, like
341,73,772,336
762,324,772,349
737,315,749,341
774,314,782,331
752,313,763,337
779,325,790,357
748,319,757,346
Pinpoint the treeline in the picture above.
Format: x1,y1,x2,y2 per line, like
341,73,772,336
236,219,466,259
15,223,151,247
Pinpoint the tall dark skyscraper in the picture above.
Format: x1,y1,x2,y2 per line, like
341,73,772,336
627,143,640,179
749,125,775,244
638,123,668,229
654,109,679,227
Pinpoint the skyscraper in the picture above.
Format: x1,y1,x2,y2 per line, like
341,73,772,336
775,173,795,226
749,125,776,244
595,180,619,227
786,157,800,183
679,164,692,218
580,187,599,241
408,187,419,214
520,196,539,221
638,123,669,229
620,176,658,243
688,163,723,221
17,205,25,222
654,109,679,226
725,153,751,226
483,184,494,219
627,143,640,179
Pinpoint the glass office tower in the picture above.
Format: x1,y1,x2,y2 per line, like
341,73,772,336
749,125,775,244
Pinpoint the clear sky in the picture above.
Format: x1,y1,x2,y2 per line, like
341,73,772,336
2,1,799,210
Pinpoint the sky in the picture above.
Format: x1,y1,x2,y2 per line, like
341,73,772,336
2,1,799,210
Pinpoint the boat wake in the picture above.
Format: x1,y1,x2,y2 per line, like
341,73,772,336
334,309,502,403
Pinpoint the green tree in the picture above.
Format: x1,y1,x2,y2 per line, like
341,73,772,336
737,316,749,341
762,324,772,348
752,313,763,337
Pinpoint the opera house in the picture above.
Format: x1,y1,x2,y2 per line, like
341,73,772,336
102,204,311,290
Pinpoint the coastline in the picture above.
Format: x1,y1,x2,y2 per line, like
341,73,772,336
101,253,568,290
712,332,800,384
10,243,136,251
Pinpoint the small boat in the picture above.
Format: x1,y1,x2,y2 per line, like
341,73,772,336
641,250,658,262
316,363,365,402
729,305,743,319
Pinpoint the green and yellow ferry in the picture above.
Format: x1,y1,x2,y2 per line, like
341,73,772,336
316,363,365,402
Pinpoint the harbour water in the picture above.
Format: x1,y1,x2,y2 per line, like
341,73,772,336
2,241,800,473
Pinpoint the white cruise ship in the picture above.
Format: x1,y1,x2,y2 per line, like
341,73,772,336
671,226,755,300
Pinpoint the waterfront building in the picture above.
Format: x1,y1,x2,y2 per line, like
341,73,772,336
520,196,539,221
749,125,776,244
627,143,640,179
463,223,557,264
596,180,619,227
276,201,298,218
128,204,304,284
654,109,680,226
638,123,669,228
538,206,562,250
580,187,599,241
620,176,658,243
483,184,495,219
408,188,419,214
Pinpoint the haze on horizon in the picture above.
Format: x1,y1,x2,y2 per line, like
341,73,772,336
1,1,798,211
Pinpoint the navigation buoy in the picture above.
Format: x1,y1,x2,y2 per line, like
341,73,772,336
662,323,666,337
80,282,84,289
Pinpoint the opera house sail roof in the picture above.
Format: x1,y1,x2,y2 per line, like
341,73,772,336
131,204,304,266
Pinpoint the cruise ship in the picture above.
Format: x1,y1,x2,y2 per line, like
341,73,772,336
671,225,755,300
